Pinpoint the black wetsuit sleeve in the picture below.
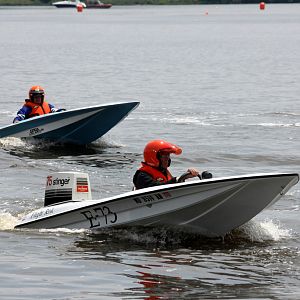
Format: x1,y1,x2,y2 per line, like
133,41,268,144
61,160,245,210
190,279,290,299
133,170,177,190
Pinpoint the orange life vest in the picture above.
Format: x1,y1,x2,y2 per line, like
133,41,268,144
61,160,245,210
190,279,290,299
25,101,51,118
139,162,173,183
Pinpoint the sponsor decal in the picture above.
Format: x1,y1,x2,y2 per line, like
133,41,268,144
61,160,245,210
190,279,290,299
30,207,54,220
81,206,117,229
76,177,88,192
46,176,70,187
77,185,89,193
46,176,53,186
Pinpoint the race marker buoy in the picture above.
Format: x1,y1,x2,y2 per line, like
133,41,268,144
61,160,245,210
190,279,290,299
259,2,265,10
76,3,83,12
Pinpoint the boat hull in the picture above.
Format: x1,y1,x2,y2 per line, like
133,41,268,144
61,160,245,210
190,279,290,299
0,101,139,145
86,4,112,8
52,1,86,8
53,4,76,7
14,173,299,237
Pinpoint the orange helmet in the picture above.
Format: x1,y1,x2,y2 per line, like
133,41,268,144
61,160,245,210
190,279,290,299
29,85,45,102
143,140,182,167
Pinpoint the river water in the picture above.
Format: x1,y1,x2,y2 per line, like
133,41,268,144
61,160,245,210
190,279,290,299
0,4,299,299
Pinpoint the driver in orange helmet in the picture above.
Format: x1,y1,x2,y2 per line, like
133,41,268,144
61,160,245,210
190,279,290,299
13,86,62,123
133,140,199,190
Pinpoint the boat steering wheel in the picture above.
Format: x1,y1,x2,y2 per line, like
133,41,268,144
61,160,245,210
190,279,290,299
177,171,212,183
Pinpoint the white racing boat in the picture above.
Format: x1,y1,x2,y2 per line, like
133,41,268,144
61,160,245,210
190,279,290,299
0,102,139,145
14,171,299,237
52,1,87,8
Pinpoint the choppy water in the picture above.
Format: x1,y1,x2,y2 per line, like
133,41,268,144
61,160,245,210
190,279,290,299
0,4,299,299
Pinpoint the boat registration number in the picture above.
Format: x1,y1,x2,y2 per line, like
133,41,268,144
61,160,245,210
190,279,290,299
133,191,172,205
29,127,44,136
81,206,117,229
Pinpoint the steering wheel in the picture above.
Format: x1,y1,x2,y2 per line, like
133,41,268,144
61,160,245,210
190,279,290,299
177,171,212,183
177,171,194,183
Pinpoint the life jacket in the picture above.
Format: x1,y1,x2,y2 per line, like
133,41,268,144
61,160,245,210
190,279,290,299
24,101,51,118
139,162,173,183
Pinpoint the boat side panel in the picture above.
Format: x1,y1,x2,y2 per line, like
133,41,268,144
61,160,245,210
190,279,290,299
15,181,241,229
14,173,299,235
34,101,138,144
0,102,138,142
0,106,102,138
178,175,296,236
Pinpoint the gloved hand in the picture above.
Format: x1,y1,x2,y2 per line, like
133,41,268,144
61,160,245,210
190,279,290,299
177,168,200,183
185,168,199,179
201,171,213,179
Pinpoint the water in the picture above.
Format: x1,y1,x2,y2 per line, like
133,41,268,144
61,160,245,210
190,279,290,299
0,4,299,299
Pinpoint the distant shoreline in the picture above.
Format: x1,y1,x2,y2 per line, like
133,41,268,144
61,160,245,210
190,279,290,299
1,0,300,6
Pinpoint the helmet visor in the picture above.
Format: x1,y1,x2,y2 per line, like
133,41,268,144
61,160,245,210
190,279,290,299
29,90,44,102
159,145,182,155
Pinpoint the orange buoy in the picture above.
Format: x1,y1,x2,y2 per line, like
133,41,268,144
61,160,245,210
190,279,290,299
259,2,265,10
76,3,83,12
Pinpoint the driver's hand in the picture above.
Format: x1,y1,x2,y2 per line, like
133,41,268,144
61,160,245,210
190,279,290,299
186,168,199,178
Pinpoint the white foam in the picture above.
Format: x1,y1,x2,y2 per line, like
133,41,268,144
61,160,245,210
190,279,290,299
0,137,27,148
39,228,90,234
238,219,292,242
161,116,226,127
257,122,299,128
91,136,124,148
0,212,19,230
0,136,49,151
0,135,124,151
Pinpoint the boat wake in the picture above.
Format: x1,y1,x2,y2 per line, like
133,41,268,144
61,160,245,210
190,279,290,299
0,137,29,149
0,135,124,159
86,219,294,249
90,135,125,149
0,211,90,234
0,212,19,230
232,219,292,242
39,228,90,235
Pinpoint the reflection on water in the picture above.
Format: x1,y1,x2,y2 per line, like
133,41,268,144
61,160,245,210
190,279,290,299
67,224,299,299
1,219,298,299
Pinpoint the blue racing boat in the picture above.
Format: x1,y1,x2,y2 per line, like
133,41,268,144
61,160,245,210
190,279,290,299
0,102,139,145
